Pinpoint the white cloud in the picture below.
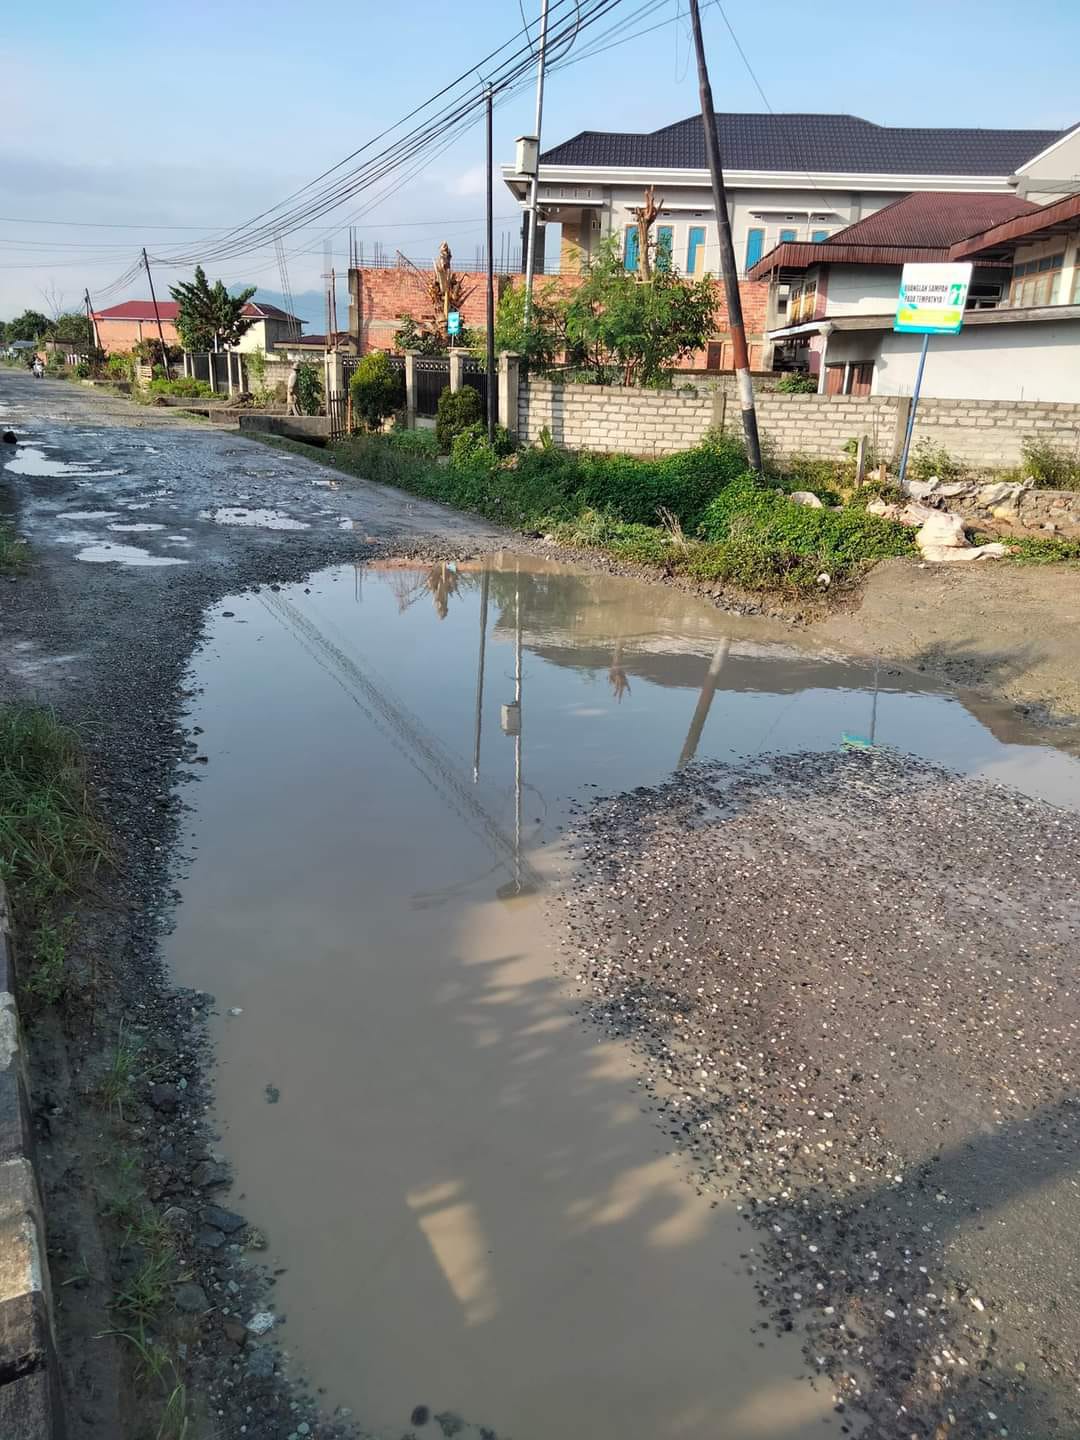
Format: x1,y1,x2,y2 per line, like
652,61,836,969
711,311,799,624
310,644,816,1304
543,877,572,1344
450,165,488,198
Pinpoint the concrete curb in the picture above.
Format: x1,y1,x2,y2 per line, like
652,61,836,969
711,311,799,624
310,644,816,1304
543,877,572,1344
0,883,66,1438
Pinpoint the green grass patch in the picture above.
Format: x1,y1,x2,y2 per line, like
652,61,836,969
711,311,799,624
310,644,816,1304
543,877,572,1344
0,705,109,922
976,533,1080,565
0,517,28,573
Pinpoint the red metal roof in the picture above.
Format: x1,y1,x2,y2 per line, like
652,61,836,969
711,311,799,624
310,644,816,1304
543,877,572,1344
950,192,1080,258
748,191,1040,280
94,299,300,323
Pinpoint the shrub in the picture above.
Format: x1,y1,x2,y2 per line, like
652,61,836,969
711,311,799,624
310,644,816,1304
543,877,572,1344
435,385,482,452
72,360,91,380
449,421,514,468
1016,438,1080,490
386,427,440,456
349,352,401,429
773,372,818,394
296,361,323,416
147,376,213,399
908,439,963,483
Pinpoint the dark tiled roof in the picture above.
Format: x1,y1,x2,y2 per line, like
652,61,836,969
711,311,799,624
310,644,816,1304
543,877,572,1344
827,192,1041,248
540,114,1064,177
95,299,300,322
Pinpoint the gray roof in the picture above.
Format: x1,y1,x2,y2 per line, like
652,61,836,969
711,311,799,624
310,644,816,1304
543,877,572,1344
540,113,1065,176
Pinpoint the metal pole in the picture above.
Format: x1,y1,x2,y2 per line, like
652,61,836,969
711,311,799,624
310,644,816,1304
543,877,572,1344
485,86,497,443
898,334,930,484
142,248,170,375
472,570,490,782
523,0,550,321
686,0,762,473
513,577,523,895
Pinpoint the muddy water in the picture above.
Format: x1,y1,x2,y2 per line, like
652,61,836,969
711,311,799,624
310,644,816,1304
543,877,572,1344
165,553,1080,1440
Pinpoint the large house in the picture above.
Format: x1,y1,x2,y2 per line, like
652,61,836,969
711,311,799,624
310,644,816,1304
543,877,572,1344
92,299,304,356
500,112,1079,369
747,191,1080,402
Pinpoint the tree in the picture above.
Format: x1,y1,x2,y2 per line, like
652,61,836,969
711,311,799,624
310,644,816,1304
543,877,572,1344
488,282,562,372
169,266,256,351
53,312,92,348
563,237,716,387
6,310,52,343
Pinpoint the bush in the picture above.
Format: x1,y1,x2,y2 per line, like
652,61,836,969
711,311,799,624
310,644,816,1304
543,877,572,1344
72,360,91,379
386,427,440,456
435,385,483,452
1016,438,1080,490
908,439,963,483
296,361,323,416
349,351,402,430
147,376,213,399
773,372,818,394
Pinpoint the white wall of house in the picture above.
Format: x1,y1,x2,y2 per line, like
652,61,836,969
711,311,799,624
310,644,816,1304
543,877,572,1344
866,322,1080,402
821,264,902,316
234,318,300,354
1013,126,1080,202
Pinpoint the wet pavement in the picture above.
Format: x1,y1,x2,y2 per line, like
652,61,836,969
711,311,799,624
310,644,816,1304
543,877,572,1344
163,555,1080,1439
4,370,1080,1440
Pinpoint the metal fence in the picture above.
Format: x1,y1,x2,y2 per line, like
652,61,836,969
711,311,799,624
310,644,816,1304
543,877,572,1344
460,357,493,422
414,356,451,417
327,391,348,441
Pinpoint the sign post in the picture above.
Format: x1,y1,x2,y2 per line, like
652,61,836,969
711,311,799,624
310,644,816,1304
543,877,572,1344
447,310,462,345
895,262,972,482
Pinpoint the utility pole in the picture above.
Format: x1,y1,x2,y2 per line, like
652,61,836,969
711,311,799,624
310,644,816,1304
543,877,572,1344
84,289,99,353
141,248,171,374
687,0,762,472
522,0,550,321
485,85,496,443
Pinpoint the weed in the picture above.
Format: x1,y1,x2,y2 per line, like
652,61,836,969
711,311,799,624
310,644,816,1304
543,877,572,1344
772,371,819,394
1015,437,1080,490
25,915,73,1006
908,439,964,483
113,1243,176,1324
0,705,110,921
98,1021,143,1117
0,519,28,574
102,1324,190,1440
976,533,1080,565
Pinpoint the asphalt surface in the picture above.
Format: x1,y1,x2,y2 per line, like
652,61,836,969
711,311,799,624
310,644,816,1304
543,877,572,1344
562,750,1080,1439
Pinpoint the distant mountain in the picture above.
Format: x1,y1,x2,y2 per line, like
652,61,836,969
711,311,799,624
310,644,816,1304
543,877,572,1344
232,286,328,334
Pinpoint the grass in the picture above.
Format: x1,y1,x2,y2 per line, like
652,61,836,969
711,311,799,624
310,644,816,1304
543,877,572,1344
0,517,28,573
0,704,110,919
975,532,1080,565
25,915,73,1006
98,1021,144,1118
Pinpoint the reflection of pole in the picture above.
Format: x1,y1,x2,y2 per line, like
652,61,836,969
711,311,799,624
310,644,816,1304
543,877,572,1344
870,657,880,745
521,578,529,892
677,639,730,768
473,571,490,782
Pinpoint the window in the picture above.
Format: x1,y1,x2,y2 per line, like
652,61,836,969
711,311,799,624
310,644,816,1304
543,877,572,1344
624,226,639,272
745,227,764,272
686,225,706,274
811,229,829,243
1073,271,1080,305
1009,252,1064,307
779,228,797,243
656,226,673,271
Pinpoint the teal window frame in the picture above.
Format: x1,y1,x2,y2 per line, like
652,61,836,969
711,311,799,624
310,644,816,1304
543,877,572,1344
745,227,764,272
686,225,706,274
779,228,797,243
624,226,639,272
656,226,673,271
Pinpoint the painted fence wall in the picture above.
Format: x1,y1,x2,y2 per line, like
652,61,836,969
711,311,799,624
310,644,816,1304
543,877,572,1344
516,377,1080,470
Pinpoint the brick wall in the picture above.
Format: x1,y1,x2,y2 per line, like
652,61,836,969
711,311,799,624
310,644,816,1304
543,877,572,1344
516,378,1080,471
348,265,771,369
94,317,180,355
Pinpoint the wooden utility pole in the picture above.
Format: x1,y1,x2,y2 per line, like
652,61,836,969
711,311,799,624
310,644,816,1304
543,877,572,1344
84,289,99,352
686,0,762,472
485,85,496,443
141,249,171,374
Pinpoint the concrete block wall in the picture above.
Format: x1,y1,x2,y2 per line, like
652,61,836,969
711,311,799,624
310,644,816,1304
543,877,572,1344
0,885,64,1437
517,378,1080,471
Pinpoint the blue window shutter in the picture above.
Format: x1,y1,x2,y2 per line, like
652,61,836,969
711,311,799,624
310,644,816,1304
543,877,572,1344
811,229,829,243
745,228,764,272
625,226,639,272
779,228,797,243
656,226,673,271
686,226,705,274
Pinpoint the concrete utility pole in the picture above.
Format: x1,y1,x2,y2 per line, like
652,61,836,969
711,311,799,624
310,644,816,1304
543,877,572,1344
522,0,550,321
84,289,99,352
141,248,171,374
686,0,762,472
485,85,497,442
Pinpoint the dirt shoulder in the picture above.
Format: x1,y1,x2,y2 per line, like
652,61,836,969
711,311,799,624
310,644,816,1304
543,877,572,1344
817,557,1080,729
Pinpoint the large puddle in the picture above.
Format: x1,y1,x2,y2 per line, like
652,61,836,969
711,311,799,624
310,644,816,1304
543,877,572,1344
165,554,1080,1440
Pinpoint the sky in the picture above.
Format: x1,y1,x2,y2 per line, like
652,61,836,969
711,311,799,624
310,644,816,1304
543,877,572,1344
1,0,1077,329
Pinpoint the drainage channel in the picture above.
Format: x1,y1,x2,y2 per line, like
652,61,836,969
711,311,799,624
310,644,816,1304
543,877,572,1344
164,552,1080,1440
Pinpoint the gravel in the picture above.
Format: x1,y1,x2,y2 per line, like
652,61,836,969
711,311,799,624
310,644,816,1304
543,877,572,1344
560,748,1080,1438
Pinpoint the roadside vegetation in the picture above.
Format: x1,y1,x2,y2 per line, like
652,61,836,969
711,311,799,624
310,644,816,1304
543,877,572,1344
0,515,27,573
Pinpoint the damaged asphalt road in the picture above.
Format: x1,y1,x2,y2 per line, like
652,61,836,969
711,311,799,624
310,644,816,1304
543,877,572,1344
562,749,1080,1439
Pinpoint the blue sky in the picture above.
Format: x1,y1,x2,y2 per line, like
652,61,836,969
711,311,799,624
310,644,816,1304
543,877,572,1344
1,0,1077,326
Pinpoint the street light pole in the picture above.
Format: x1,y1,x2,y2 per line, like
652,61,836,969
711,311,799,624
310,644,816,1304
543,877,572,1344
486,85,497,443
522,0,550,322
686,0,763,473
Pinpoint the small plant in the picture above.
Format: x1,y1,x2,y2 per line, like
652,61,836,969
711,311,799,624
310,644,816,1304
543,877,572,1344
349,351,403,430
72,359,91,379
0,519,28,575
147,377,213,400
386,426,440,456
1016,437,1080,490
773,372,818,394
908,438,963,483
435,385,482,453
25,915,73,1006
295,361,323,415
98,1021,143,1117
